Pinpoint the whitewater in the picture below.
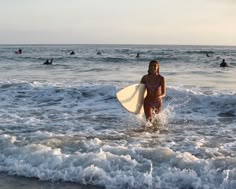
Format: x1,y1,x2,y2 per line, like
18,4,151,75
0,44,235,189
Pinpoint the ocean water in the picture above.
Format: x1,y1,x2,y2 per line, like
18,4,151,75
0,44,235,189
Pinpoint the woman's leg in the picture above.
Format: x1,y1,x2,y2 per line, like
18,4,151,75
144,99,162,122
144,100,153,122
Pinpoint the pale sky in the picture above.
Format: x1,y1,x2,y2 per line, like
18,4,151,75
0,0,235,45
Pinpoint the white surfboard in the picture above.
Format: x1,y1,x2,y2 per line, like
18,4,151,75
116,84,146,114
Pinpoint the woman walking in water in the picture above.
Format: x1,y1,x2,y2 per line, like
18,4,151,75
140,60,166,122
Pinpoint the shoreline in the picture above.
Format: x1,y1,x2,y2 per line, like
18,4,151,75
0,173,103,189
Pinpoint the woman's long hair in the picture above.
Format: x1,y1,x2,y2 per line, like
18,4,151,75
148,60,159,75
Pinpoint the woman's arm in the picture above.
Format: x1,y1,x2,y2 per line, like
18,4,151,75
159,76,166,98
140,75,146,84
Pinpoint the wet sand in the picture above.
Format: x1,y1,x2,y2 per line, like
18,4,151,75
0,173,103,189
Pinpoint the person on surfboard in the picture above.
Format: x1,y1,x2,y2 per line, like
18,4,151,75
220,59,228,67
15,48,22,54
43,58,54,65
140,60,166,122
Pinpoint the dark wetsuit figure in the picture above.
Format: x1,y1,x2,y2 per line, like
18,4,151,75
220,59,228,67
43,58,53,65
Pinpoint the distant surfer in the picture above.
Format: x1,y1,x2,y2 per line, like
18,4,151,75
220,59,228,67
43,58,53,65
140,60,166,122
136,53,140,58
15,48,22,54
70,51,75,55
97,51,102,55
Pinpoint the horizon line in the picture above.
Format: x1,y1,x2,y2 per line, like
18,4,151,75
0,43,236,47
